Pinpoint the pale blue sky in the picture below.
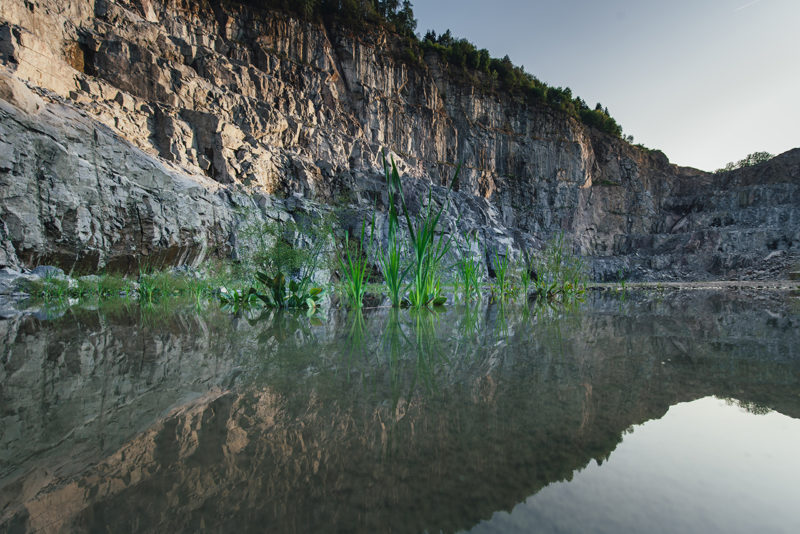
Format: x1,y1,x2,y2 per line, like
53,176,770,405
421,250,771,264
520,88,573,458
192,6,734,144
413,0,800,171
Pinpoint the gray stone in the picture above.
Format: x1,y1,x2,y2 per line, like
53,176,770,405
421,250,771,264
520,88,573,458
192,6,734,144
30,265,65,278
0,0,797,281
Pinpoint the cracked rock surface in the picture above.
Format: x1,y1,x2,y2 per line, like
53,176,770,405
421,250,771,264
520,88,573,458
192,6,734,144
0,0,797,280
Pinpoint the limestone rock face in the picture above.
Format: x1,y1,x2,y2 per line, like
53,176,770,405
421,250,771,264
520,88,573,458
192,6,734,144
0,69,235,271
0,0,797,279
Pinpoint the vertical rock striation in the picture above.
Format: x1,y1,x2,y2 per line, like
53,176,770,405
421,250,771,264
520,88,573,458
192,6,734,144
0,0,797,279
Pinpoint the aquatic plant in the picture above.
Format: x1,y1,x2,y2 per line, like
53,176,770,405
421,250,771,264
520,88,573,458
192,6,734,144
617,268,628,301
34,272,70,302
218,286,259,311
236,210,333,286
136,273,158,304
24,266,222,308
337,220,372,308
518,252,534,296
218,269,323,313
388,156,460,308
376,155,410,307
183,278,210,308
490,247,513,301
531,232,587,301
98,274,132,298
136,262,186,304
253,271,324,310
456,230,482,300
222,207,331,312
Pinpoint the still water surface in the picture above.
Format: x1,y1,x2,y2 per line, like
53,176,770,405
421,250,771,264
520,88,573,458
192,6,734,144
1,290,798,533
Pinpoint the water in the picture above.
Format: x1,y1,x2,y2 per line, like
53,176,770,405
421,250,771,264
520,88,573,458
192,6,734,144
1,290,798,533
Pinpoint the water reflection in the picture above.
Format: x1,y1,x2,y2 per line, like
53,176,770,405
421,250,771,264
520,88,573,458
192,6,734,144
0,290,798,533
469,396,800,534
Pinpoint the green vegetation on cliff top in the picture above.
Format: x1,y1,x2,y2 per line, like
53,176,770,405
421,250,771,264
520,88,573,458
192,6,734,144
714,151,775,174
235,0,625,138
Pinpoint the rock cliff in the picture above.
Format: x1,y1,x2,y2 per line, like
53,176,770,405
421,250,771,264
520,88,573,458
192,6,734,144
0,0,797,280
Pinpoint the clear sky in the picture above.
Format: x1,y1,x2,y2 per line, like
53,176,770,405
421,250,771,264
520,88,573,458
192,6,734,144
412,0,800,171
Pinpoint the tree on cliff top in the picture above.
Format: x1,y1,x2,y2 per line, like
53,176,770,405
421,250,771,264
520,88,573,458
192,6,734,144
246,0,416,36
714,151,775,174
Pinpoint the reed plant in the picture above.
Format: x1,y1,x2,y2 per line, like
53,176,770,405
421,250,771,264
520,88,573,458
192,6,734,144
387,156,460,308
531,232,587,301
337,219,372,308
98,274,132,298
490,248,513,301
376,155,409,307
137,270,158,304
35,273,70,302
456,230,482,300
518,252,533,296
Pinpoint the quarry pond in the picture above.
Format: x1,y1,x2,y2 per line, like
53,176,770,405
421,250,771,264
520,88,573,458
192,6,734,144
1,290,799,533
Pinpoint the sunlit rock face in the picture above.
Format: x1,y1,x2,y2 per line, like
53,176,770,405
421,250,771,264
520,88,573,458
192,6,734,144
0,0,798,279
1,292,798,532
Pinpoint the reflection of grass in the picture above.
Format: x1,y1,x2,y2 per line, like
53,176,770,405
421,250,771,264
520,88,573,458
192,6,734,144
383,309,409,412
411,308,444,393
345,308,368,362
235,299,590,423
137,299,183,327
518,254,533,297
459,302,480,338
491,300,510,339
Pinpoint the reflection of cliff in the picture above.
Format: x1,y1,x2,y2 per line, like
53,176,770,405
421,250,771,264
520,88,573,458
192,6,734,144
0,308,240,481
1,291,798,532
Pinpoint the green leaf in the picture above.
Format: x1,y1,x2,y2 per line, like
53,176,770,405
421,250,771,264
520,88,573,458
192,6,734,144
255,271,269,285
274,273,285,288
308,287,323,297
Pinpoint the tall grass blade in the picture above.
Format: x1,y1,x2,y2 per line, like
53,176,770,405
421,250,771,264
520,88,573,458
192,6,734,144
387,155,461,308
